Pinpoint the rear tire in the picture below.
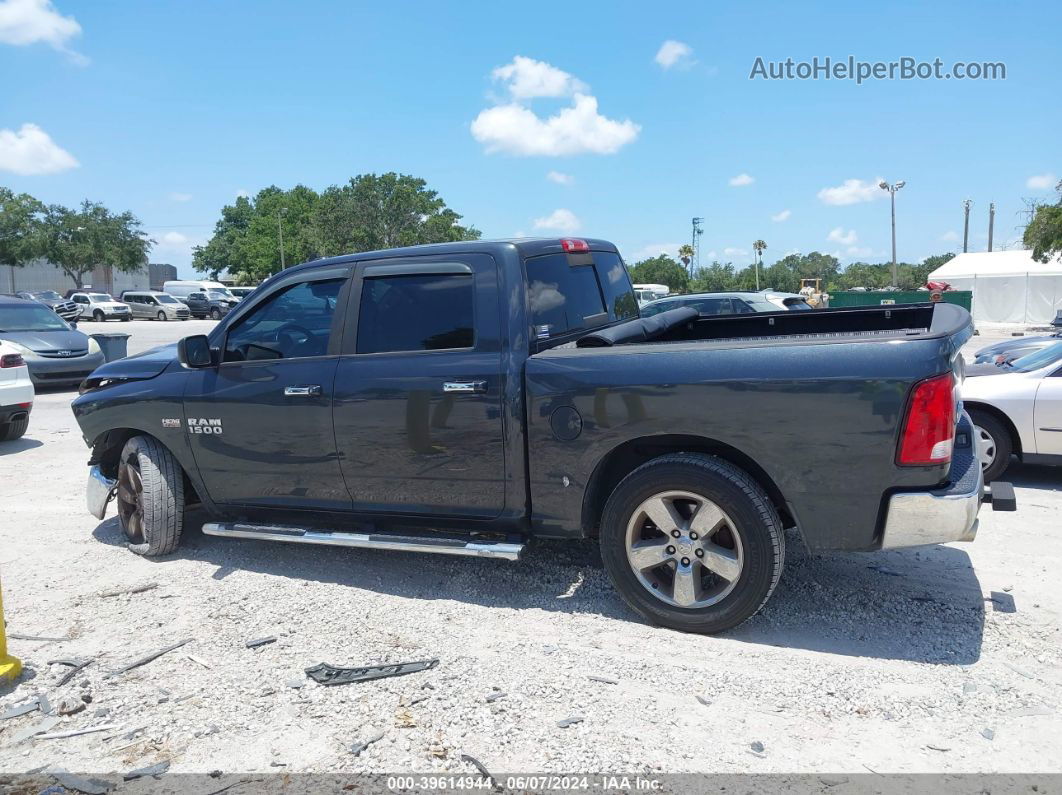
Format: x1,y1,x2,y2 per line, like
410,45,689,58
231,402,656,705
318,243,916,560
970,409,1012,483
600,453,784,634
210,307,222,320
0,416,29,441
116,435,184,556
93,310,104,322
157,311,167,321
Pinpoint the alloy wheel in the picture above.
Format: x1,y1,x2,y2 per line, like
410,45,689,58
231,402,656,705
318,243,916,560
117,452,146,543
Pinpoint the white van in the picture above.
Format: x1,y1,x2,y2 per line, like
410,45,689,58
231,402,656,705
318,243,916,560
163,280,236,300
632,283,670,307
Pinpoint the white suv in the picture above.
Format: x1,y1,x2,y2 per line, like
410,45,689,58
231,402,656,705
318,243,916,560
0,340,34,441
70,292,132,322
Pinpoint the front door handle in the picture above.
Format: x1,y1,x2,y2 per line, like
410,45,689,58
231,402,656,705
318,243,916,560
284,384,322,397
443,380,487,394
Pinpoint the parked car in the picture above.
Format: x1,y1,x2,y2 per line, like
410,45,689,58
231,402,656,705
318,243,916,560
962,340,1062,482
15,290,81,323
972,314,1062,364
72,237,1013,635
121,291,191,321
228,286,257,300
163,280,237,301
641,291,802,317
182,290,238,319
0,339,34,441
761,290,813,311
0,295,106,387
69,292,131,322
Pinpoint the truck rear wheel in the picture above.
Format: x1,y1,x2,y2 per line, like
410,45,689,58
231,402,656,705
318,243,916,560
600,453,784,634
116,435,184,556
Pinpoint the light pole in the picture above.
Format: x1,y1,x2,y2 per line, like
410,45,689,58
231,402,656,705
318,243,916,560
962,199,972,253
277,207,289,269
879,180,905,286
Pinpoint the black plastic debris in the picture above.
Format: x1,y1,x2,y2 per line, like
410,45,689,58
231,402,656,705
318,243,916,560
306,658,439,686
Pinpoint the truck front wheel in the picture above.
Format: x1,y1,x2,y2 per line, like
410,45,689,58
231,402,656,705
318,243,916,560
600,453,784,634
116,435,184,556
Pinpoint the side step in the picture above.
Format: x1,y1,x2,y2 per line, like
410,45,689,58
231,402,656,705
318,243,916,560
201,522,525,561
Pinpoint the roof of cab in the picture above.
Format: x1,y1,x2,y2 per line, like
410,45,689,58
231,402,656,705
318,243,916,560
280,237,620,277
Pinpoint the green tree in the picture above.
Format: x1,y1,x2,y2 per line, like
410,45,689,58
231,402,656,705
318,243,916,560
39,200,152,290
192,195,255,280
628,254,690,293
312,172,479,255
677,244,695,269
689,261,736,292
1023,181,1062,263
0,187,46,267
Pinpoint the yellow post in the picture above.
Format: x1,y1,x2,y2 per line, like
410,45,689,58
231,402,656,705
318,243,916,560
0,573,22,683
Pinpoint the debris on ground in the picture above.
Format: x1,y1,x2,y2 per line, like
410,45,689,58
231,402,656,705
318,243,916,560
244,636,277,649
99,582,158,598
587,675,617,684
49,657,94,687
556,715,584,728
8,633,71,642
1,697,40,719
981,728,996,741
394,708,417,728
305,657,440,686
926,744,951,752
48,768,114,795
186,654,212,669
750,741,765,753
36,723,120,740
696,695,711,706
485,691,507,703
55,696,85,715
461,753,501,790
108,638,192,677
350,731,385,756
123,760,170,781
8,715,61,744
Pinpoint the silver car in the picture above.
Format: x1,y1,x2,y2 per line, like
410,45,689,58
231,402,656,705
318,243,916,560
121,291,190,321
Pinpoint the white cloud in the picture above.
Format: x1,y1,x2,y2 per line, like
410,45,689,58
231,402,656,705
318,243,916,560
491,55,587,100
817,177,886,206
728,173,754,187
533,208,581,235
0,122,78,175
546,170,574,186
1026,172,1058,191
159,231,189,246
771,209,791,222
846,246,873,257
471,56,639,156
723,247,748,258
655,40,694,70
628,242,682,261
0,0,86,63
168,192,192,202
940,230,959,242
827,227,858,245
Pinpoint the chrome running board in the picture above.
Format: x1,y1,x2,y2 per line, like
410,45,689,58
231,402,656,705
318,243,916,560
201,522,524,561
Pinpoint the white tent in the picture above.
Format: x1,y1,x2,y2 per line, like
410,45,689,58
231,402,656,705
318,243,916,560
927,250,1062,325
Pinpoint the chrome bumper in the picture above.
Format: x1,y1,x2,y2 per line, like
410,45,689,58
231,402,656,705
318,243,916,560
881,413,991,548
87,465,117,520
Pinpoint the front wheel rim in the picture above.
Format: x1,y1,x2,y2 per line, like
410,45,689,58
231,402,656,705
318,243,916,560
975,425,997,470
116,452,146,543
624,490,744,609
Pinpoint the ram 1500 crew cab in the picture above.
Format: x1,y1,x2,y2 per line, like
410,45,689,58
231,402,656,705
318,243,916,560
72,238,1014,633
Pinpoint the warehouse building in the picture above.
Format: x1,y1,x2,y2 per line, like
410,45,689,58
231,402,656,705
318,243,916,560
1,260,177,295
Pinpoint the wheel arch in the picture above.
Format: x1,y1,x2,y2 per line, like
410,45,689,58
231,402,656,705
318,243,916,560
964,400,1023,458
581,434,796,538
89,427,201,504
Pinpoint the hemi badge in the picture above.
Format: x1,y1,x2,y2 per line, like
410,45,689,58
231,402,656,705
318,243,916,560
162,418,181,428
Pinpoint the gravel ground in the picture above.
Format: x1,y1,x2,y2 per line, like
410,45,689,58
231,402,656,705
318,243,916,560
0,318,1060,778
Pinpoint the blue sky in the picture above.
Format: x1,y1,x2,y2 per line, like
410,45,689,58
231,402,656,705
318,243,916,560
1,0,1059,278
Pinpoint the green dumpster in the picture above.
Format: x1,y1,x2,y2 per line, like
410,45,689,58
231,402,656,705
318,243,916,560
829,290,972,311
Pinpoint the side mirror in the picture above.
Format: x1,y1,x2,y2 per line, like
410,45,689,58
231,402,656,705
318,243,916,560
178,335,213,368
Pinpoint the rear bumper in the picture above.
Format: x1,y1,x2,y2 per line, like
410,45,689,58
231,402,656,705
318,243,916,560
881,413,1013,548
87,465,117,520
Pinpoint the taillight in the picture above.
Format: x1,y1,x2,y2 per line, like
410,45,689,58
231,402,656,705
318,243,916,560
560,238,590,253
0,353,25,368
897,373,956,466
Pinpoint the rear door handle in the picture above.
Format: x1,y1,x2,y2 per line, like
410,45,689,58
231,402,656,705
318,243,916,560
284,384,322,397
443,380,487,394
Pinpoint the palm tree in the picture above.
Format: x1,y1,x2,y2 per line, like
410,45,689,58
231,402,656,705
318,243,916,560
678,243,695,267
752,240,767,290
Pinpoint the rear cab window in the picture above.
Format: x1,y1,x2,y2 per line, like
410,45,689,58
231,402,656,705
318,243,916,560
524,249,637,342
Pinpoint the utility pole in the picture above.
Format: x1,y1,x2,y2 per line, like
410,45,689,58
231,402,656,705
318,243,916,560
277,207,289,269
962,199,972,253
690,217,704,277
988,202,995,252
879,180,906,286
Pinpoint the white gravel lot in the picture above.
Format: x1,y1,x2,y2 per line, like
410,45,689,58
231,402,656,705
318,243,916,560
0,319,1060,779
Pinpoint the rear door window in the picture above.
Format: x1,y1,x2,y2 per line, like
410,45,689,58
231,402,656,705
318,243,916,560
524,251,637,338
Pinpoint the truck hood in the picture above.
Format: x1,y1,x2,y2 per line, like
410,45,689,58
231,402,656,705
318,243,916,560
89,342,178,381
0,328,89,353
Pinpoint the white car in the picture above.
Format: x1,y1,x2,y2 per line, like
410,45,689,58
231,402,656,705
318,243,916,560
0,339,35,441
962,340,1062,482
69,292,132,322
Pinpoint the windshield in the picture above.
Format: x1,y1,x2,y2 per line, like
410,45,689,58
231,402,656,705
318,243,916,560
206,290,231,300
32,291,63,300
156,294,180,304
0,304,71,332
1008,341,1062,373
88,294,114,303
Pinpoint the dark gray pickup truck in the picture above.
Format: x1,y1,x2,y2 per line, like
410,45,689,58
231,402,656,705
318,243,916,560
71,238,1014,633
